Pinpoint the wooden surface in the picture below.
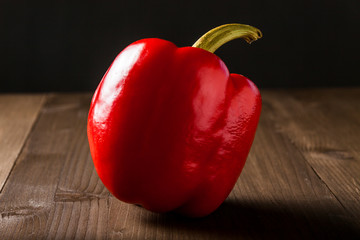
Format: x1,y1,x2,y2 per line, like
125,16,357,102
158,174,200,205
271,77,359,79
0,94,45,192
0,89,359,239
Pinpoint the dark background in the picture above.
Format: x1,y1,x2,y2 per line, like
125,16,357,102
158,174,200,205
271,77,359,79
1,0,359,92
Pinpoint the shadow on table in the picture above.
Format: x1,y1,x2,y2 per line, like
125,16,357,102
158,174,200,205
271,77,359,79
143,199,360,239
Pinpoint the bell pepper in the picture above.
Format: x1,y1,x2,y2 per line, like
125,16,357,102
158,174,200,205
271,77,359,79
87,24,262,217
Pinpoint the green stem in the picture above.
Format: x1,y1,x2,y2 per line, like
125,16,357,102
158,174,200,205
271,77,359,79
192,24,262,53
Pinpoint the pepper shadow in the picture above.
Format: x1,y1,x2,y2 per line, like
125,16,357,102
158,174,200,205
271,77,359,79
142,199,360,239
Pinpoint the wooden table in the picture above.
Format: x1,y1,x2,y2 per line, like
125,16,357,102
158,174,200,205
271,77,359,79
0,89,359,239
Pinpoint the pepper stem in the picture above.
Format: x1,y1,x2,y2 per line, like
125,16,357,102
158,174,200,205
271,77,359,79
192,24,262,53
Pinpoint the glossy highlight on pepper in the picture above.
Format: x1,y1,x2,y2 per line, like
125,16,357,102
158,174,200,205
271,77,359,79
88,24,262,217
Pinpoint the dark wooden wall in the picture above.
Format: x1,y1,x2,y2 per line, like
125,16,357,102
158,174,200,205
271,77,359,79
0,0,359,92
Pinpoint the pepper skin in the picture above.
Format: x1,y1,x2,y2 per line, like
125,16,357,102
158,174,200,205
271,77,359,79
88,24,262,217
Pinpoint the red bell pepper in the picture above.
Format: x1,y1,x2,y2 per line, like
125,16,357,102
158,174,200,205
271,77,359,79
88,24,262,217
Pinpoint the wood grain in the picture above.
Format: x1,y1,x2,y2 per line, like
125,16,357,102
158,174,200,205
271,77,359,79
0,94,94,239
50,93,109,239
0,90,359,239
263,89,360,221
0,94,45,192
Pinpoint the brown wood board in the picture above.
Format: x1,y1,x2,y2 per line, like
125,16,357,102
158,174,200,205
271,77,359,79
0,94,46,192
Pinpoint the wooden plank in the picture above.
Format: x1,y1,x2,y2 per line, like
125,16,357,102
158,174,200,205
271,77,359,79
263,88,360,222
0,93,94,239
0,94,46,192
49,97,109,239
